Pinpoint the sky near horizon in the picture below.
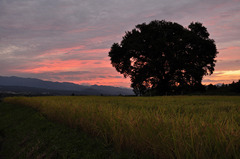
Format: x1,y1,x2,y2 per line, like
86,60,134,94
0,0,240,88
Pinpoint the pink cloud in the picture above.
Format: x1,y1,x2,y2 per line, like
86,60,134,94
11,59,111,73
217,46,240,60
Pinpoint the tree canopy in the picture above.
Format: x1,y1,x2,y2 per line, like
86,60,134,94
109,20,218,95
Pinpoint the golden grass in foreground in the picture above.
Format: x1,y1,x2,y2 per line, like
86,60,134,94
4,96,240,158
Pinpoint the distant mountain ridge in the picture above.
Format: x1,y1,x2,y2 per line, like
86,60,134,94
0,76,134,96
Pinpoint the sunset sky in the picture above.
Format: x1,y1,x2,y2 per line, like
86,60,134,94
0,0,240,88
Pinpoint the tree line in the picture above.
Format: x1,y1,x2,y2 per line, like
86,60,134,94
206,80,240,95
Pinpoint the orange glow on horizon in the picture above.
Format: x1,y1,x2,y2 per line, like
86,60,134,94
203,69,240,85
40,75,131,88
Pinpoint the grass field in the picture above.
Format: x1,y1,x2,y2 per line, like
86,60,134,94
0,102,141,159
3,96,240,158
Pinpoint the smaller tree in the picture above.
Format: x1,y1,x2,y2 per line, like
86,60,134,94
230,80,240,93
207,84,217,91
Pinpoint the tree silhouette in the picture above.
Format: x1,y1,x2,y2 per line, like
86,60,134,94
109,20,218,95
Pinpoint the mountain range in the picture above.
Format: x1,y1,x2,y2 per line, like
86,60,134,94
0,76,134,96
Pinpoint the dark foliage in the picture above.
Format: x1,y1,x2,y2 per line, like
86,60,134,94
206,80,240,95
109,20,218,95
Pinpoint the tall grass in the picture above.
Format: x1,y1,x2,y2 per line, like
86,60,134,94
4,96,240,158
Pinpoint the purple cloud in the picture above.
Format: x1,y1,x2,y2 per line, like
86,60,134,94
0,0,240,87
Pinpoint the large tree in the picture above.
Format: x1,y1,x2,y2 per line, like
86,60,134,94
109,20,218,95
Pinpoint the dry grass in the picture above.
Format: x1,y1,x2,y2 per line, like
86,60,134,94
4,96,240,158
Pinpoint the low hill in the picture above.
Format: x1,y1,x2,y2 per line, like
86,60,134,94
0,76,134,96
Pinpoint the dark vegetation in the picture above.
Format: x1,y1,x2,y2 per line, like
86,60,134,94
205,80,240,95
1,80,239,98
0,102,143,159
109,20,218,96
